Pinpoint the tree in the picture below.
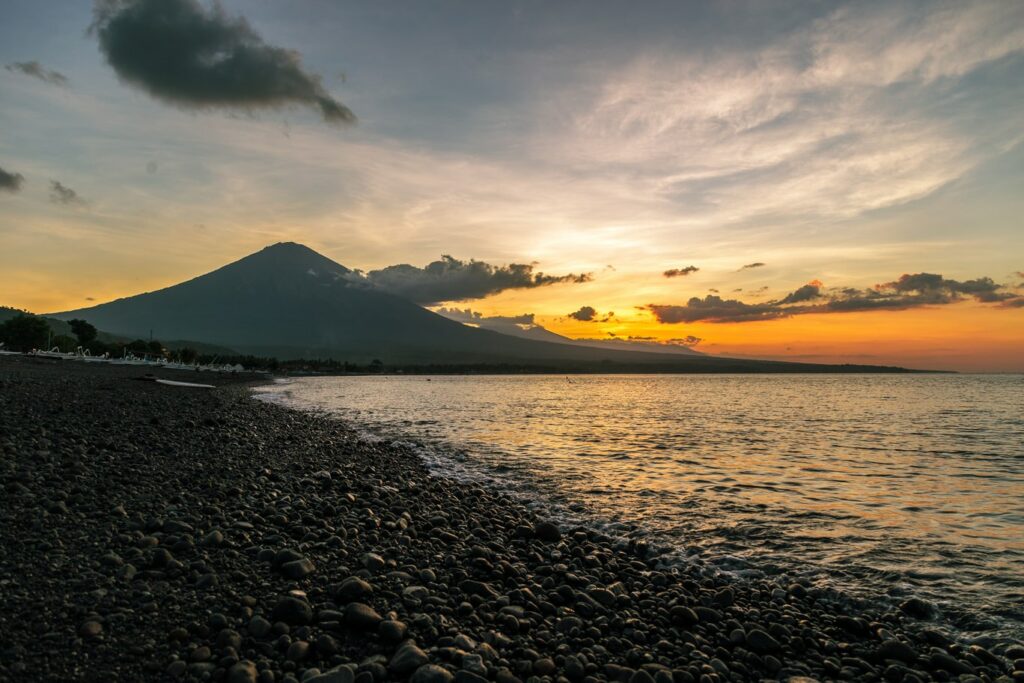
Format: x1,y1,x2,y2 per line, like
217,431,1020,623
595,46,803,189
126,339,149,354
369,358,384,373
178,347,198,364
68,319,97,344
147,340,164,356
0,313,50,352
52,334,77,352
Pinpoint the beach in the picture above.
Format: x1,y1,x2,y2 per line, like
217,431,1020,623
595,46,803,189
0,355,1020,683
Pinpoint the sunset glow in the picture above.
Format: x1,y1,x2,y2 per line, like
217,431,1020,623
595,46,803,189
1,1,1022,371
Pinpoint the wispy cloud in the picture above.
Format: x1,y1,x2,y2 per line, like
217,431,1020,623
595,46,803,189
5,61,68,86
537,1,1024,230
664,265,698,278
49,180,85,205
0,166,25,193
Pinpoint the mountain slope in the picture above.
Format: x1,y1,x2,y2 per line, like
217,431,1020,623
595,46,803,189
51,243,909,371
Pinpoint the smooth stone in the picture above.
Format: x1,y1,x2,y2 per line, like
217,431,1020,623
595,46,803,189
533,521,562,542
227,661,258,683
272,596,313,626
334,577,373,601
306,669,355,683
248,616,273,638
411,664,454,683
878,639,918,664
281,558,316,579
390,641,430,674
79,621,103,638
745,629,781,654
379,619,408,642
345,602,383,630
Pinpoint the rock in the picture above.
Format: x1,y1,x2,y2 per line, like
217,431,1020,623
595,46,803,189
345,602,382,630
877,639,918,664
459,580,499,599
533,521,561,542
362,552,386,572
669,605,698,626
411,664,454,683
281,557,316,579
534,658,556,676
745,629,781,654
306,669,355,683
334,577,373,601
379,619,407,642
271,596,313,625
201,530,224,547
227,661,258,683
900,597,936,620
390,641,430,674
79,621,103,638
248,615,272,638
588,587,616,607
286,640,309,662
167,660,187,678
454,672,488,683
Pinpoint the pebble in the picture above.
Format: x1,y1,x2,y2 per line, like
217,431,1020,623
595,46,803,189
411,664,455,683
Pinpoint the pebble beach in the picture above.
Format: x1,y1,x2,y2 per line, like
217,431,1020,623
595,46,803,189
1,356,1021,683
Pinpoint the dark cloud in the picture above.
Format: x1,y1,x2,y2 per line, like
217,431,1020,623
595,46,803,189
740,262,766,270
435,307,535,326
664,265,699,278
5,61,69,86
0,166,25,193
568,306,597,322
49,180,84,205
92,0,354,124
778,280,823,304
352,256,591,305
648,272,1022,323
625,335,702,347
567,306,614,322
650,296,785,323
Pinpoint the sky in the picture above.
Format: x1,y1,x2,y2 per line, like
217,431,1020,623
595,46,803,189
0,0,1022,371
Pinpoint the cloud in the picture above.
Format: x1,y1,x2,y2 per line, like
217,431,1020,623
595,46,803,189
778,279,823,304
740,262,766,270
567,305,615,322
435,307,535,326
568,305,597,322
91,0,354,124
664,265,699,278
5,61,69,86
648,272,1023,323
624,335,702,347
353,255,591,305
0,166,25,193
49,180,85,205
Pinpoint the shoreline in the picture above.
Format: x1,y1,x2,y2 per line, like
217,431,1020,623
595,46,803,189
0,356,1019,682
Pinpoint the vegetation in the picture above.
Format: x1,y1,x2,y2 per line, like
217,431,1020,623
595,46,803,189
0,313,50,352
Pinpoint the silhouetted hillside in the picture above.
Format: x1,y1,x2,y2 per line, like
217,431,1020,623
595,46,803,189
51,244,914,372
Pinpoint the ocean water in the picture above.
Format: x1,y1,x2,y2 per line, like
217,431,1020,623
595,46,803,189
253,374,1024,642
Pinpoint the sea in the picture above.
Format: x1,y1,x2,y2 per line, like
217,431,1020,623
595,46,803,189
253,373,1024,643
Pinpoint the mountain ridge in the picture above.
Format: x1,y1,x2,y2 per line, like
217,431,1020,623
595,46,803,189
51,243,915,372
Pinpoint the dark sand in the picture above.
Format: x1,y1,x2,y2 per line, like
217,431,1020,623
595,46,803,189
0,356,1020,683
